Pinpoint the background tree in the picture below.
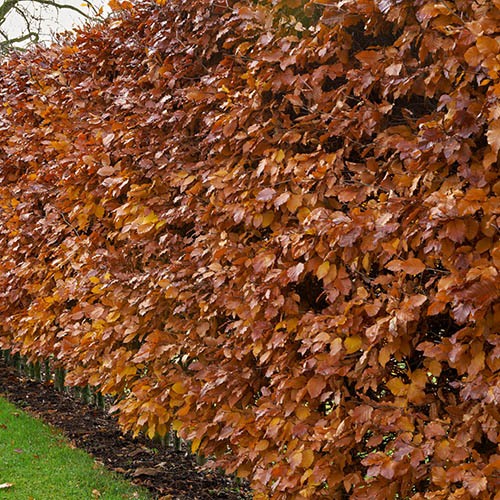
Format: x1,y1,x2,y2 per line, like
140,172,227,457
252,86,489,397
0,0,104,51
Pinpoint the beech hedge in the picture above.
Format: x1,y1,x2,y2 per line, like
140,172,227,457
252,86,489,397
0,0,499,498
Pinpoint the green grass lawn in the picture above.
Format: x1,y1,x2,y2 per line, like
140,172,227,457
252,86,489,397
0,397,151,499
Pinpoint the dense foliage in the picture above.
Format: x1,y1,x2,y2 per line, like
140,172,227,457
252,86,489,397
0,0,499,498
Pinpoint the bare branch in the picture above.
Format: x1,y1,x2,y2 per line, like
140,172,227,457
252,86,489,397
0,0,104,51
0,0,20,23
0,31,38,47
18,0,98,20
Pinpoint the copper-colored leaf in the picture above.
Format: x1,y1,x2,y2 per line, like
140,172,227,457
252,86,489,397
306,377,326,399
287,262,305,282
386,258,426,275
487,119,500,155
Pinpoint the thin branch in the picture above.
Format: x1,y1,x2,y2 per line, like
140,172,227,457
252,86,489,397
14,4,34,26
0,0,104,51
0,0,19,23
0,31,38,47
18,0,98,20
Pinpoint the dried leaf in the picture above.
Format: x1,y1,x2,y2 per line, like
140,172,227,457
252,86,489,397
287,262,305,282
256,188,276,202
386,378,408,396
132,467,161,478
255,439,269,451
344,336,362,354
487,119,500,155
306,377,326,399
316,261,330,280
386,258,426,275
171,382,187,395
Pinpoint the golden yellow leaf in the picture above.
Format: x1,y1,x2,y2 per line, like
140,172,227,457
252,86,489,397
147,423,156,440
295,405,310,420
286,317,299,332
316,261,330,280
171,420,183,431
262,211,274,228
297,207,310,222
171,382,187,395
301,449,314,468
191,437,201,453
286,194,302,213
362,253,370,272
120,365,136,377
91,284,104,295
323,263,338,285
182,175,196,187
141,212,159,224
156,423,168,437
344,335,362,354
386,378,408,396
300,469,313,484
252,213,263,228
106,311,120,323
274,149,285,162
94,204,105,218
252,341,263,356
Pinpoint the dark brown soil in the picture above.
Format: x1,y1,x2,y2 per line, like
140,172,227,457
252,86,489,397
0,360,251,500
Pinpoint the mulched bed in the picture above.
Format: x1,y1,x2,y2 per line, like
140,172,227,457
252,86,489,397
0,360,251,500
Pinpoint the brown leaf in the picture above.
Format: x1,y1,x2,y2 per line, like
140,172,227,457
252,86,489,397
386,258,426,275
273,192,290,208
463,473,487,496
132,467,162,478
487,119,500,155
102,132,115,148
386,378,408,396
444,219,466,243
97,165,116,176
306,376,326,399
476,36,499,56
355,50,383,66
287,262,305,282
253,252,275,273
256,188,276,202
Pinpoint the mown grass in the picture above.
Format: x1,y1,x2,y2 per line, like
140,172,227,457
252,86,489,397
0,397,151,499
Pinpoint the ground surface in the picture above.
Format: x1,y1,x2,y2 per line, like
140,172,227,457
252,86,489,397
0,361,251,500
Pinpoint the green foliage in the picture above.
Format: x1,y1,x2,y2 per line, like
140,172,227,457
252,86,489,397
0,398,150,499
